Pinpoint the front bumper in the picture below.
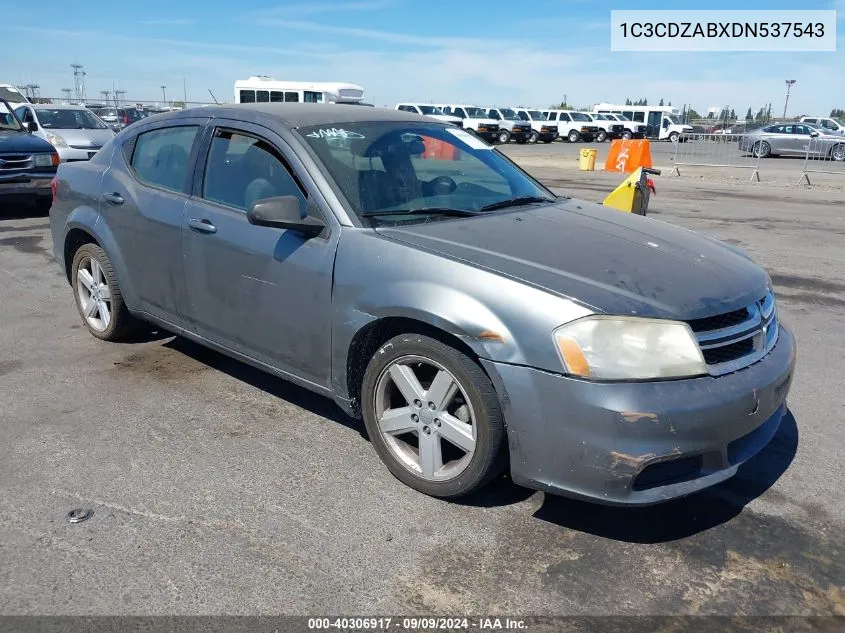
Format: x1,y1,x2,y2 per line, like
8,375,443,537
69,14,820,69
0,171,54,200
475,130,499,143
510,128,531,141
483,325,796,506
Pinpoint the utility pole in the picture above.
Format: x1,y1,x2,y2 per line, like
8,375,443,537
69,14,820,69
783,80,796,119
71,64,84,101
182,76,187,105
161,85,167,105
115,90,126,107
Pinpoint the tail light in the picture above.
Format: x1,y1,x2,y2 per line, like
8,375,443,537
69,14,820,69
50,177,58,202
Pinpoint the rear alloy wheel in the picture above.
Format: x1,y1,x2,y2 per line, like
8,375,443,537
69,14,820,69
596,130,607,143
71,243,140,341
361,334,507,498
567,130,580,143
830,144,845,161
527,130,539,144
496,130,511,144
622,130,633,140
753,141,771,158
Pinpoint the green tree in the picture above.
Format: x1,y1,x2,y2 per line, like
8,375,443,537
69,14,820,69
668,101,672,106
686,108,700,120
707,111,715,119
625,98,632,106
745,107,753,120
830,108,845,118
659,98,664,106
730,108,736,120
642,98,648,106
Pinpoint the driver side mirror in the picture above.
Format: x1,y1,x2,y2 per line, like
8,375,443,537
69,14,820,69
247,196,325,237
809,131,820,138
26,121,38,132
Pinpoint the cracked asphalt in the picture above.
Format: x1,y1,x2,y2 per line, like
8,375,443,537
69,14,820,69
1,145,843,617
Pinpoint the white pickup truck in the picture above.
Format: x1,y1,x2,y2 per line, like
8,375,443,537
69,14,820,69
800,116,845,134
435,104,501,143
512,108,558,143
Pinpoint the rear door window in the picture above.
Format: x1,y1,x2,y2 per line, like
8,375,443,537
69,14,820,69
129,126,199,194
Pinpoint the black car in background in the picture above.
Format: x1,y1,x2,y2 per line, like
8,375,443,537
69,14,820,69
0,98,59,212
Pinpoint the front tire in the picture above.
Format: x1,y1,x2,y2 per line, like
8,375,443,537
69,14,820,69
830,144,845,161
668,132,679,143
621,130,633,140
527,130,539,144
596,130,607,143
567,130,580,143
71,243,140,341
361,334,507,499
496,130,511,144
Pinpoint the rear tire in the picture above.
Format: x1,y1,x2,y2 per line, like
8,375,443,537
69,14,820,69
361,333,507,499
753,141,771,158
496,130,511,144
71,243,141,341
830,144,845,161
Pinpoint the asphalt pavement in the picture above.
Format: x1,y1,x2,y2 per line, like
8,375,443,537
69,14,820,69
1,153,843,616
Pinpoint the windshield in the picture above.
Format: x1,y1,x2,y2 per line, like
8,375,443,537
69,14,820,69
571,112,591,122
527,110,547,120
0,101,24,131
0,87,26,103
418,105,444,115
35,108,108,130
298,122,554,225
665,114,682,124
464,107,487,118
499,108,520,120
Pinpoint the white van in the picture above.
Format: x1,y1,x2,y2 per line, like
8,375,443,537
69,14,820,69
543,110,600,143
593,104,692,141
484,108,533,144
233,77,365,105
0,84,29,109
434,104,500,143
800,116,845,135
394,103,463,127
512,108,558,143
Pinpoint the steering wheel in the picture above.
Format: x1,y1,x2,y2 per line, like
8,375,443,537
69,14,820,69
429,175,457,196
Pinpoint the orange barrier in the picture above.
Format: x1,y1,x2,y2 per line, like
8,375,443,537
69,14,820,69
604,139,652,173
422,137,460,160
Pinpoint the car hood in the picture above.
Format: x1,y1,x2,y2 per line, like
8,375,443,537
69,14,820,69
0,131,55,153
48,128,114,147
375,200,770,320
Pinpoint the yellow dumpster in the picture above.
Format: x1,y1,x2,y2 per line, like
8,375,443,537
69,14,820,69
579,148,597,171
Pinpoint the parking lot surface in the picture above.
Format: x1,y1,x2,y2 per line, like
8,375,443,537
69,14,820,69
1,149,844,615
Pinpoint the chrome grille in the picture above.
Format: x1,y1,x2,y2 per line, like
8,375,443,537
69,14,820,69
0,154,33,170
689,291,778,376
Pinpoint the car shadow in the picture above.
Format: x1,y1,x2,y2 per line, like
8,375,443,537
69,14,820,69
163,336,367,438
0,200,48,220
530,410,798,543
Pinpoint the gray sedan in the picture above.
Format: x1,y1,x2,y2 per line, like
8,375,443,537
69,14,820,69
48,104,795,505
738,122,845,160
14,104,114,162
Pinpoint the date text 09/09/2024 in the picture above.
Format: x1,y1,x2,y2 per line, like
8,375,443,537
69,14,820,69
307,617,528,630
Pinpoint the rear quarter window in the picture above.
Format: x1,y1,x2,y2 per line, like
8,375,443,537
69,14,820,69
129,126,199,194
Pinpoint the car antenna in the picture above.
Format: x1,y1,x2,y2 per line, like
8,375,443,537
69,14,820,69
208,89,219,105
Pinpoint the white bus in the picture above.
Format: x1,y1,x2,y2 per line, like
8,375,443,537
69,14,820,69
233,77,365,106
592,103,692,141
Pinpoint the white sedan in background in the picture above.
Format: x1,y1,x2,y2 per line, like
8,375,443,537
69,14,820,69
14,104,115,162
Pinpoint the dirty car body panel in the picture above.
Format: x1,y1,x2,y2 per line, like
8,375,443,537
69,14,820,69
49,103,796,505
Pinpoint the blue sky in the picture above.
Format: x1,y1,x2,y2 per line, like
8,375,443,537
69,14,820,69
3,0,843,115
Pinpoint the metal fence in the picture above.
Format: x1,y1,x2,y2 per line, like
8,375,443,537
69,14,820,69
799,136,845,185
669,133,761,182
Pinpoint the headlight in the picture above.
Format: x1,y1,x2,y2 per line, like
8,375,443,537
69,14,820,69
46,133,69,148
553,316,706,381
33,153,58,167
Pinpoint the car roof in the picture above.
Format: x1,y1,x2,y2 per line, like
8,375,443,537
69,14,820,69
154,103,426,129
30,104,89,110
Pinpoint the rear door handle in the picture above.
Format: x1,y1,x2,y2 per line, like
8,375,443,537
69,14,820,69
188,218,217,234
102,192,124,205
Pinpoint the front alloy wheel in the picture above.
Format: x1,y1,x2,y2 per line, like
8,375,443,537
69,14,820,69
497,130,511,144
361,334,506,498
528,130,539,144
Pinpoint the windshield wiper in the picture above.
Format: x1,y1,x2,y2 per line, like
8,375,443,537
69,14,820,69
361,207,480,218
479,196,555,212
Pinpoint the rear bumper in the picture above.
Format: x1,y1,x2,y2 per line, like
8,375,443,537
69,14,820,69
483,325,796,506
57,147,100,162
0,171,53,200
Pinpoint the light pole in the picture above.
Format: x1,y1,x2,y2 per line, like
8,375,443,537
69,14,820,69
783,79,796,119
161,85,167,105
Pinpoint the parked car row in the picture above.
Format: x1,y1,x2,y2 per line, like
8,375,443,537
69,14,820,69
738,122,845,160
394,103,646,145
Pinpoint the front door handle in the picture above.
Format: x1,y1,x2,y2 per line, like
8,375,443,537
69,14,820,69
188,218,217,234
102,192,124,205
